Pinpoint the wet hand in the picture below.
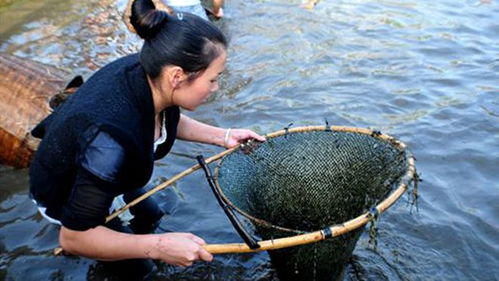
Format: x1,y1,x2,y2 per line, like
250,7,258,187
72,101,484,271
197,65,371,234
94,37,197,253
300,0,319,9
213,7,224,19
147,233,213,267
224,128,266,148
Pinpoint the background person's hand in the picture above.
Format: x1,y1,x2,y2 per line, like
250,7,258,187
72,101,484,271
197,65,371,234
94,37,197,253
224,128,266,148
213,7,224,18
147,232,213,266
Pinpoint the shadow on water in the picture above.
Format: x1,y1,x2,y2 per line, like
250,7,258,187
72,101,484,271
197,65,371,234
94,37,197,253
1,0,499,280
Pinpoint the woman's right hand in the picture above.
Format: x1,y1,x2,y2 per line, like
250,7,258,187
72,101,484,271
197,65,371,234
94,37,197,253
146,232,213,266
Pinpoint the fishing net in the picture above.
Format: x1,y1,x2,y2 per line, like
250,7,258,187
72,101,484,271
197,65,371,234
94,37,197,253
213,127,413,281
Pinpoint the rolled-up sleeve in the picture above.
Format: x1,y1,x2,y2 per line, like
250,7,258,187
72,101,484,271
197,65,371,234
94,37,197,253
61,131,125,231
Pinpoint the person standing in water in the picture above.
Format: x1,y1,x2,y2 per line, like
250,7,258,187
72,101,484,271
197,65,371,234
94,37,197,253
162,0,224,20
29,0,264,279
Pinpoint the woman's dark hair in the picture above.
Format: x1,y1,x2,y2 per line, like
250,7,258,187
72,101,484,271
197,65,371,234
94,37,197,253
130,0,227,79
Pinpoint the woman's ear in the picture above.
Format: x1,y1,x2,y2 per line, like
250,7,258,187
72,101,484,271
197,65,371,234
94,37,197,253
169,66,186,89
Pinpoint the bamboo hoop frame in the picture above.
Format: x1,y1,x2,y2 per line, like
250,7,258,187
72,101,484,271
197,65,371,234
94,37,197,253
54,126,416,255
205,125,415,253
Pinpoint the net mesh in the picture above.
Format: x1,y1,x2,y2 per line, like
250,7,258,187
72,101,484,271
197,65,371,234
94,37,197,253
215,130,409,281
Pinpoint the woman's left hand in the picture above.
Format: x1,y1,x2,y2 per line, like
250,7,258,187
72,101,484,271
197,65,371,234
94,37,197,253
223,128,266,148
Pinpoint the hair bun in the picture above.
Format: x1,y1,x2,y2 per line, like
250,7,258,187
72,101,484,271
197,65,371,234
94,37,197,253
130,0,169,40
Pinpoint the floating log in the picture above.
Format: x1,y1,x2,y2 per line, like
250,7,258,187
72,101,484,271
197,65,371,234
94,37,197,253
0,53,80,168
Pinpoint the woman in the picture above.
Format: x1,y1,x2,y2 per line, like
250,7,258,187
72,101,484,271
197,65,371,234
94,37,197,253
29,0,264,279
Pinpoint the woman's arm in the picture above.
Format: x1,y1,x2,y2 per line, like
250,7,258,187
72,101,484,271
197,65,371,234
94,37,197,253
60,226,212,266
57,131,212,266
176,114,265,148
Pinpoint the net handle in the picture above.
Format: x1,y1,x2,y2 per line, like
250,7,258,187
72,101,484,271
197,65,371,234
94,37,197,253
197,155,261,249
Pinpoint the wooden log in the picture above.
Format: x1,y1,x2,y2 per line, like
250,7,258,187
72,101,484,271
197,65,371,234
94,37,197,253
0,53,79,168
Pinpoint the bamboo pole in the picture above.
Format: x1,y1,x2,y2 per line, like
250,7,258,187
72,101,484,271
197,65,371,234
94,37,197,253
53,146,238,255
106,146,237,222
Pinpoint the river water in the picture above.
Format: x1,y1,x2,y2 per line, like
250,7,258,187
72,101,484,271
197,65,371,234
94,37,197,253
0,0,498,280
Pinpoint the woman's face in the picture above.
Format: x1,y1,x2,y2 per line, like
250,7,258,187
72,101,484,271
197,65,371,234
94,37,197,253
173,50,227,111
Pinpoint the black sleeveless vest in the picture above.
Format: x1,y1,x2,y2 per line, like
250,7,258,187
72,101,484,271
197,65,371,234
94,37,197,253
29,54,179,214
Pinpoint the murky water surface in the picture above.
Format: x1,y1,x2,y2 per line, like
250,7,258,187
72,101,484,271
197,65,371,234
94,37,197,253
1,0,498,280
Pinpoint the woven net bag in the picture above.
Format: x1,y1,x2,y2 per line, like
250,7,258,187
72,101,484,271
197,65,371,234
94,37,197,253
213,126,414,281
